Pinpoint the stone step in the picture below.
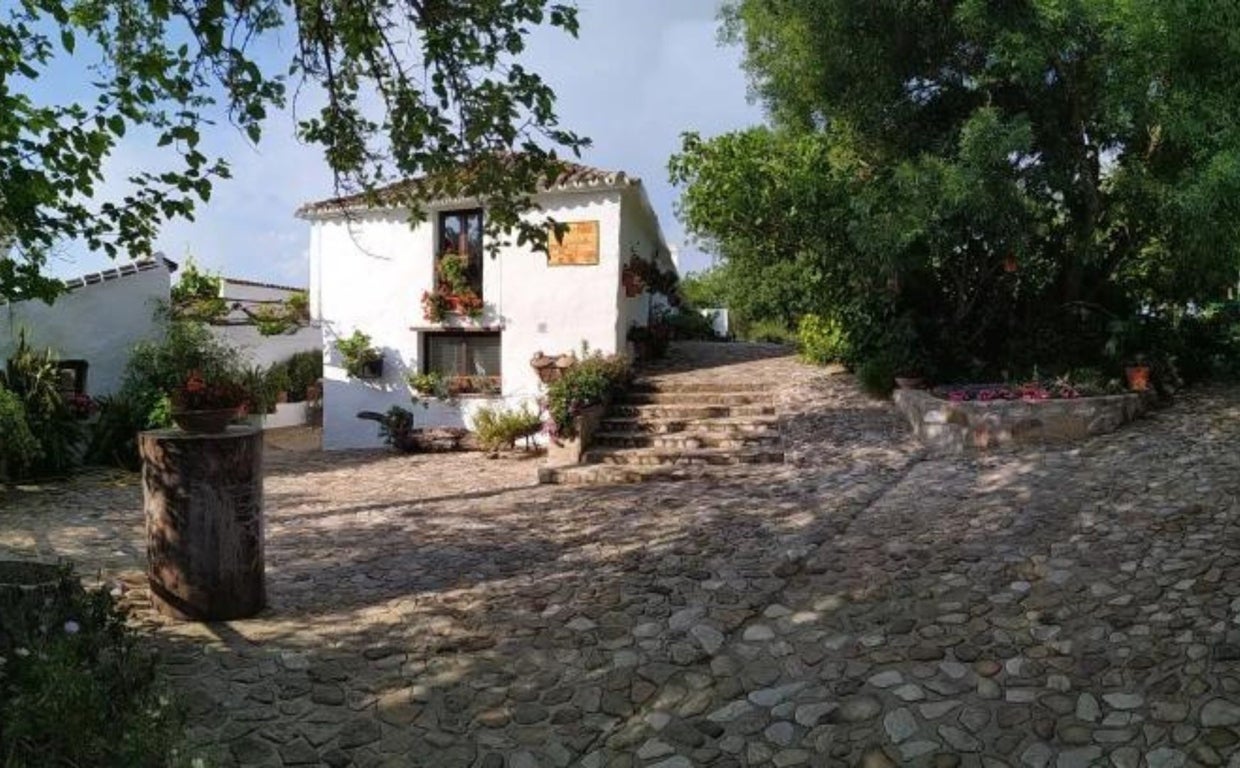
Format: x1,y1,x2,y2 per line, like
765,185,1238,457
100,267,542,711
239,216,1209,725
539,463,779,486
618,391,770,406
592,430,782,450
598,415,782,435
609,404,778,420
583,446,785,467
539,464,693,485
630,379,770,395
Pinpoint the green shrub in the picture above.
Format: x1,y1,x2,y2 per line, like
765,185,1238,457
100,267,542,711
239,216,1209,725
264,361,293,397
627,322,671,359
4,333,80,478
473,404,543,451
0,386,41,481
240,365,277,415
84,394,146,471
664,310,719,340
283,350,323,402
744,319,796,345
0,563,183,766
856,355,896,398
377,404,416,447
545,353,631,437
797,314,850,365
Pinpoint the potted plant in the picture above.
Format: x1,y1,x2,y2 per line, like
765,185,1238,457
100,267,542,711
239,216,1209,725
423,253,485,322
1105,318,1152,392
407,370,449,399
1124,354,1151,392
169,370,248,433
336,330,383,379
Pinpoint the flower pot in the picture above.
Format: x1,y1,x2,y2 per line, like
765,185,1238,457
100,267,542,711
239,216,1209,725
895,377,926,390
171,408,240,434
1125,364,1151,392
358,357,384,380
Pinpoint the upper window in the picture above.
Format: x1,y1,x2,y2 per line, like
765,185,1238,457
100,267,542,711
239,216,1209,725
438,209,484,297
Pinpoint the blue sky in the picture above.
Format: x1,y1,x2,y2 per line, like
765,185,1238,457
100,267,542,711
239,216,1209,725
45,1,761,287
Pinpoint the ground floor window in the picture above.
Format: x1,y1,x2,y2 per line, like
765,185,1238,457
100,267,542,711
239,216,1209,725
55,360,88,395
423,332,501,395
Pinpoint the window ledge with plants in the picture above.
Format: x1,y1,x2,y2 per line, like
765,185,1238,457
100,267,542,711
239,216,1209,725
409,323,504,333
410,371,501,398
421,252,486,324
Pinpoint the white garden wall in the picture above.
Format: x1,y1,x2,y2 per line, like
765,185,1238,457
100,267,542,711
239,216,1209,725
211,278,320,368
0,261,171,396
309,188,649,450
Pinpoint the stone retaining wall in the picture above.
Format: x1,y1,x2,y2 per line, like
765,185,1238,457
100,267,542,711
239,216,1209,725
893,388,1147,453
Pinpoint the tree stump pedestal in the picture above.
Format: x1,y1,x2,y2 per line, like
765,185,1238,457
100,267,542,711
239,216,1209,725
139,426,265,621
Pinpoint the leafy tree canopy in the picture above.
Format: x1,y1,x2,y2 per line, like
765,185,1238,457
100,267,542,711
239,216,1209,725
1,0,586,303
675,0,1240,377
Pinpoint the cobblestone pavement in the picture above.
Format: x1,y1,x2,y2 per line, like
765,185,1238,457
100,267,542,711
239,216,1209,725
4,343,1240,768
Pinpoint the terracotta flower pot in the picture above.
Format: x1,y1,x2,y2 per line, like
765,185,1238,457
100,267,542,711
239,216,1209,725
171,407,240,434
895,377,925,390
1125,365,1151,392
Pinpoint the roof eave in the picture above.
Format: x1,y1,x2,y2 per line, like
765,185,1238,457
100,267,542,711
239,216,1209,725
295,180,637,222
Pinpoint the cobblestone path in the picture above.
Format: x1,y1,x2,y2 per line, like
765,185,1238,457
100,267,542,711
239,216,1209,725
3,343,1240,768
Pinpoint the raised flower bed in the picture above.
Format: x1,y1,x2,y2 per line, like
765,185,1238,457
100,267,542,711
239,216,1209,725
895,381,1149,453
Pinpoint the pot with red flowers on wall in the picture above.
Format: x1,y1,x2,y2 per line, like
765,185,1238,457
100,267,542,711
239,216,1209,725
531,351,578,385
170,370,248,433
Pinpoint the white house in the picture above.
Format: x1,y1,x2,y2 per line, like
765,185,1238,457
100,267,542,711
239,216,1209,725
299,160,674,450
0,258,175,397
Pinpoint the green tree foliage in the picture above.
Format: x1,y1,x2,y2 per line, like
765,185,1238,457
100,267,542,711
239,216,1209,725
1,0,586,302
0,385,41,480
674,0,1240,378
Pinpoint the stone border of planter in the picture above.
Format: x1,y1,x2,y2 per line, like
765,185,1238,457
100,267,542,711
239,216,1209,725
544,403,607,467
893,388,1148,453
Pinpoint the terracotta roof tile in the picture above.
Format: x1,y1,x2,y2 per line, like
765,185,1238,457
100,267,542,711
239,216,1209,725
60,257,177,291
296,157,637,217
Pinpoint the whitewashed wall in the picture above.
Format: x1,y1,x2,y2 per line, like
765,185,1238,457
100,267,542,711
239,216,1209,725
617,185,676,354
0,263,171,396
209,279,320,369
310,188,641,450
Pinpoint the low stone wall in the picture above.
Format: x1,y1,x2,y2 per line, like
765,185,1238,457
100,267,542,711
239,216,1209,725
893,388,1147,453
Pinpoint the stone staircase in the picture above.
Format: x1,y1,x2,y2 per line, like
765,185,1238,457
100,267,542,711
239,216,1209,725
539,379,785,485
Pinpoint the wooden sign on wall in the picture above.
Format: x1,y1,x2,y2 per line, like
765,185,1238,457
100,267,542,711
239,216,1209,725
547,220,600,266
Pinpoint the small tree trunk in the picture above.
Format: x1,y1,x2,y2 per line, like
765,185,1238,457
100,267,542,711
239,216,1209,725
139,427,265,621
